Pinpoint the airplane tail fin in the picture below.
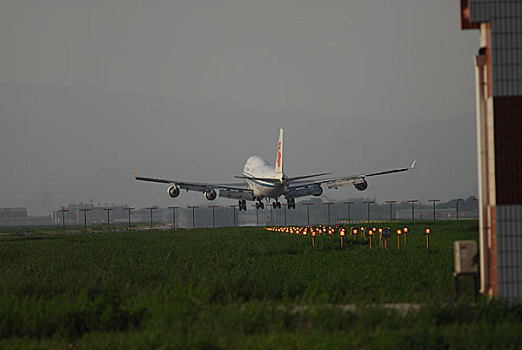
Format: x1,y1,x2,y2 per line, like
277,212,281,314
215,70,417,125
275,128,284,176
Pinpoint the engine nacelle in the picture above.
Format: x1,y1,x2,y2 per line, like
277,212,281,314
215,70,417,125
167,185,180,198
204,189,217,201
354,179,368,191
286,184,323,198
311,184,323,197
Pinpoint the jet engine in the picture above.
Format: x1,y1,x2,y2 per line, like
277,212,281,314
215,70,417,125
285,184,323,198
167,185,180,198
204,189,217,201
311,184,323,196
354,180,368,191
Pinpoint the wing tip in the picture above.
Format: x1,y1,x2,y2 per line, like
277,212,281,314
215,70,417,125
411,160,416,169
132,170,136,179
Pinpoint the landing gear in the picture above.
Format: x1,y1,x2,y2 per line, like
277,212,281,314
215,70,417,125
255,198,264,210
272,201,281,209
238,200,247,211
286,198,296,209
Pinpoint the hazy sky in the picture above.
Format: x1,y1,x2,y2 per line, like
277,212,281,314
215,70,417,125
1,0,479,215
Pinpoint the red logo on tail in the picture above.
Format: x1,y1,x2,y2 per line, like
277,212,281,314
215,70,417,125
277,142,282,168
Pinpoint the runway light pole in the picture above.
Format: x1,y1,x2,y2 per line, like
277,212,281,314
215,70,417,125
168,206,179,229
363,201,374,223
146,207,158,229
428,200,439,221
252,204,260,226
323,202,334,226
343,201,354,224
302,202,314,226
208,205,219,228
283,203,287,226
187,205,199,228
79,208,91,232
103,208,113,232
385,200,396,222
408,200,419,223
123,207,134,229
229,205,238,227
58,208,69,233
452,199,463,221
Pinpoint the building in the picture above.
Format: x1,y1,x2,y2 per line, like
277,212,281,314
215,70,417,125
461,0,522,301
0,206,52,227
0,207,27,219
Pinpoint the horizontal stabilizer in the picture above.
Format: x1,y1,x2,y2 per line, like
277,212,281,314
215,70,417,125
234,176,281,183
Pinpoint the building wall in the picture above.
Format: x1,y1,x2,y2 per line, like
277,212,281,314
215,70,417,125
467,0,522,302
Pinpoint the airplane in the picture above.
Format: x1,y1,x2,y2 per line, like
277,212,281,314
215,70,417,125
132,129,415,211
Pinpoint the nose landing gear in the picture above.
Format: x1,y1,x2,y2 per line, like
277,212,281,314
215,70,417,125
286,198,296,209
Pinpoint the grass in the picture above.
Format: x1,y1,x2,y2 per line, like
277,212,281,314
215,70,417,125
1,220,521,349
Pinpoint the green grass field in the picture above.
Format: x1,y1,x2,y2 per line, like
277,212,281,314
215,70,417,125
1,220,522,349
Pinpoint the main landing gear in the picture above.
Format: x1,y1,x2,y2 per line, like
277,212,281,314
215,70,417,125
253,198,295,210
238,200,247,211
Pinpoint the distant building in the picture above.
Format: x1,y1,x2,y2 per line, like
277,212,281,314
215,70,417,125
0,207,52,227
0,207,27,219
461,0,522,301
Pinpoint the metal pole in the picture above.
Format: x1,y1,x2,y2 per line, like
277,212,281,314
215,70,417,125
169,206,178,228
62,210,66,233
429,200,439,221
146,207,157,229
363,201,374,223
208,206,219,228
385,201,396,222
302,203,313,226
453,199,463,221
103,208,113,231
187,206,198,228
324,202,334,226
284,204,287,226
344,202,353,223
252,205,259,226
408,200,418,223
79,209,90,232
230,205,237,227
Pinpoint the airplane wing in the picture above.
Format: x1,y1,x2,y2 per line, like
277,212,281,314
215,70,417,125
289,161,416,190
132,171,254,200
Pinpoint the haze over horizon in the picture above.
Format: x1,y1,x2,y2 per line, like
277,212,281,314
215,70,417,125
1,0,478,216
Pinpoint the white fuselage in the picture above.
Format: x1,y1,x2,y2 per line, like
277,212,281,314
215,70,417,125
243,156,285,199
